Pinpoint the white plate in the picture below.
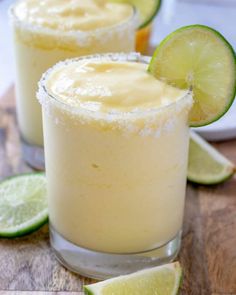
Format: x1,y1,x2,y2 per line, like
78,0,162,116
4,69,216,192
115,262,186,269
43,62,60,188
193,99,236,141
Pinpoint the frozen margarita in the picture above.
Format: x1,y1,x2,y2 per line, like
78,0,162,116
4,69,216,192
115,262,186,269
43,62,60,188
10,0,137,168
38,53,193,256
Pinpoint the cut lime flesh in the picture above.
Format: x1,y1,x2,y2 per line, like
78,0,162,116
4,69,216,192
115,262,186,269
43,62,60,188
188,131,235,185
0,173,48,237
84,262,182,295
111,0,161,29
149,25,236,127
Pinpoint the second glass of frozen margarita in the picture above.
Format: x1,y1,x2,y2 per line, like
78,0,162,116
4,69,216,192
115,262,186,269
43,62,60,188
37,52,193,279
9,0,137,169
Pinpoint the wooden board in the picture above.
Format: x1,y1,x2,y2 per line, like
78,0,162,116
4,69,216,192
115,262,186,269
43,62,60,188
0,87,236,294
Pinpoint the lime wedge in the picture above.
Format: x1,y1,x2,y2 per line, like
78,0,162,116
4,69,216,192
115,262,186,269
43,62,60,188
188,131,235,185
84,262,182,295
148,25,236,126
111,0,161,29
0,173,48,237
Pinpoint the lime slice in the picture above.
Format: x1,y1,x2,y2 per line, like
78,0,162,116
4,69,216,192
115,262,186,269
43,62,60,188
188,131,235,185
84,262,182,295
111,0,161,29
0,173,48,237
148,25,236,126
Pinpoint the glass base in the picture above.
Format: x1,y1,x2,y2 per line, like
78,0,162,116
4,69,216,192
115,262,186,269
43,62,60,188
50,226,181,280
21,137,45,170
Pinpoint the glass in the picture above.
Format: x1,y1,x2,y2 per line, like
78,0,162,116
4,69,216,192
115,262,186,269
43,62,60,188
9,2,137,170
38,52,192,279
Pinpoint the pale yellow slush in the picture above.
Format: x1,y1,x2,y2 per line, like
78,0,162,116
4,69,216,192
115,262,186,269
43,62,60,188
10,0,137,146
38,53,193,254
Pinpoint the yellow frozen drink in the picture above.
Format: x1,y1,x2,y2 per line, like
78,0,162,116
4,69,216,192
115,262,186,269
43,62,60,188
38,53,192,278
10,0,137,168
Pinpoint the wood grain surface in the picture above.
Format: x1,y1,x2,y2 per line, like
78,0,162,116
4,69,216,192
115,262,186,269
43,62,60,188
0,87,236,295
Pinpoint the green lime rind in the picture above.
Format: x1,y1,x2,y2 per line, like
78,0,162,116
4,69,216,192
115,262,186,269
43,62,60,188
148,24,236,127
188,170,234,186
0,173,48,238
0,210,48,238
84,262,182,295
111,0,161,29
136,0,161,29
188,131,235,185
84,287,93,295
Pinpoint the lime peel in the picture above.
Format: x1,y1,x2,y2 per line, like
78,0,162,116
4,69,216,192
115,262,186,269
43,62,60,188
110,0,161,29
0,173,48,237
84,262,182,295
188,131,235,185
148,24,236,127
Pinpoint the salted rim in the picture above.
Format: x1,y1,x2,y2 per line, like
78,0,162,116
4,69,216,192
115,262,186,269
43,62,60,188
8,0,139,40
37,52,193,122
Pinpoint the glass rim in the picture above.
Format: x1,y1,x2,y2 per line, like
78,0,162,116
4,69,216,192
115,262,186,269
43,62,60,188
37,52,193,120
8,0,139,38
